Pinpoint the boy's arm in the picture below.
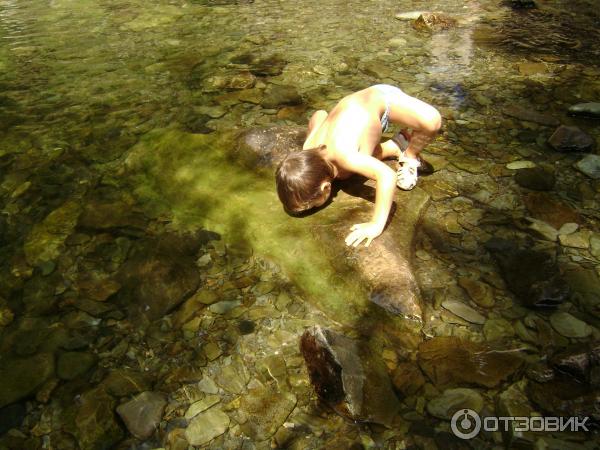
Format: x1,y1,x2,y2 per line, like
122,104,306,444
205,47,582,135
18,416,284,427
337,152,396,247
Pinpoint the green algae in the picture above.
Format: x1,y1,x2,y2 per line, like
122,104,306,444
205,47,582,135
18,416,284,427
124,127,375,326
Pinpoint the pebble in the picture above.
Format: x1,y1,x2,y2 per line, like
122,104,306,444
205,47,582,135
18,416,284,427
574,154,600,179
441,300,486,324
558,223,579,235
559,231,591,249
185,395,221,420
426,388,484,419
506,160,536,170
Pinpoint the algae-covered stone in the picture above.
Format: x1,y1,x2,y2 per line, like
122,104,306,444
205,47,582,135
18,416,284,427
426,388,484,420
238,384,296,441
0,353,55,408
185,407,230,446
116,391,167,440
483,318,515,341
549,312,592,338
24,200,81,265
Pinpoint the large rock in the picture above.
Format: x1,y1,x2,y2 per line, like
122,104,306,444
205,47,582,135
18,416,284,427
417,336,523,388
300,326,400,426
484,238,570,308
547,125,595,153
234,126,306,170
237,126,429,324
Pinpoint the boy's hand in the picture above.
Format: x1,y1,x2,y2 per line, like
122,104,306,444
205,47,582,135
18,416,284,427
345,222,383,248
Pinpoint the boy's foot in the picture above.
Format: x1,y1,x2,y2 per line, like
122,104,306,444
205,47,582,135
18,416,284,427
397,151,421,190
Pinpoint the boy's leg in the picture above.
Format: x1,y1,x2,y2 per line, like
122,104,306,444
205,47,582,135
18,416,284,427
382,86,441,159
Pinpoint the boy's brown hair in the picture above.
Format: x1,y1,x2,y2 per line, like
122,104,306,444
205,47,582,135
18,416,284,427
275,145,335,213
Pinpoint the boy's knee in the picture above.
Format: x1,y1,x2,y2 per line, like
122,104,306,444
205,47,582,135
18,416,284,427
423,108,442,134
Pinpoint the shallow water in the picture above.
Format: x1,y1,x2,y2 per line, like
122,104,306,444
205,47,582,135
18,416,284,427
1,0,600,449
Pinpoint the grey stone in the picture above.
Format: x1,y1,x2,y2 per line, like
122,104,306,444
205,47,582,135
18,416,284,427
441,300,485,324
300,326,400,426
567,102,600,118
549,312,593,338
574,154,600,179
116,391,167,440
184,407,230,446
548,125,595,153
426,388,484,420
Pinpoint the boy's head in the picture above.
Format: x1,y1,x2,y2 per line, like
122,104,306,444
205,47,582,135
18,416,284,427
275,145,335,214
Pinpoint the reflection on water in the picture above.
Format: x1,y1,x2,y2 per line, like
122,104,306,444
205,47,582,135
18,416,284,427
1,0,599,448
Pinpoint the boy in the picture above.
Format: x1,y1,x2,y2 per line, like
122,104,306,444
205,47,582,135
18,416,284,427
275,84,441,248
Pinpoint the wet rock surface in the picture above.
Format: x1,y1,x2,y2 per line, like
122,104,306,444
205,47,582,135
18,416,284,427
547,125,596,153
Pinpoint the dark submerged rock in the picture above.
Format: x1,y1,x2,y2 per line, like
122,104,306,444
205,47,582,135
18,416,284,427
484,238,570,308
0,353,55,408
514,167,555,191
300,326,400,426
115,232,202,321
547,125,595,153
417,336,523,388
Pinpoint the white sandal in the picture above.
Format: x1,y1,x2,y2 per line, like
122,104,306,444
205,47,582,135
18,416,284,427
397,151,421,190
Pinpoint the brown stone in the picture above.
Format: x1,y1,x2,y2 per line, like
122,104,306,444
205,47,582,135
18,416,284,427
522,192,580,229
417,336,523,388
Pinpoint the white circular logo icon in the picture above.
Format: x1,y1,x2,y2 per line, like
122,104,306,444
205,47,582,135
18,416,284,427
451,408,482,440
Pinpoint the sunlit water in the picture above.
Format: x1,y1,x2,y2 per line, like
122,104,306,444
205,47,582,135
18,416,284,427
1,0,599,449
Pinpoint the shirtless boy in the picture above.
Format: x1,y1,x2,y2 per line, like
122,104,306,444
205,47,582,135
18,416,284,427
275,84,441,248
